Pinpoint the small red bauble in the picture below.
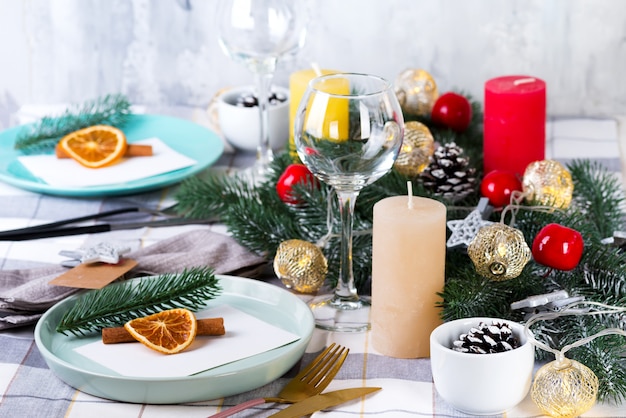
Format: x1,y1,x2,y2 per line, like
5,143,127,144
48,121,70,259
430,92,472,133
276,164,319,204
480,170,523,208
532,223,584,271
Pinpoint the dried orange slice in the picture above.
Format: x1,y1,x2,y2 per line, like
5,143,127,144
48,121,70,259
58,125,127,168
124,308,198,355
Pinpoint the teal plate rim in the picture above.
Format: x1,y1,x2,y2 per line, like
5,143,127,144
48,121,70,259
0,114,224,197
34,275,315,404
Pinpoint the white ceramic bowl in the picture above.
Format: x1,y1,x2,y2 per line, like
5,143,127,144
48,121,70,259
217,85,290,152
430,317,535,415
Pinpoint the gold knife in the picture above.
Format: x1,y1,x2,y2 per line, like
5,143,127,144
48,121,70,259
268,387,381,418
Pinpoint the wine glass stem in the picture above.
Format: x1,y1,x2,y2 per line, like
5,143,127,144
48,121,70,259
254,71,275,169
334,189,360,302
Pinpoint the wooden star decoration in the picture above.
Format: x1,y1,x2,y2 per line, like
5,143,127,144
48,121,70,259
446,198,493,248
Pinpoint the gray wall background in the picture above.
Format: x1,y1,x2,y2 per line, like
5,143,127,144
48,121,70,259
1,0,625,128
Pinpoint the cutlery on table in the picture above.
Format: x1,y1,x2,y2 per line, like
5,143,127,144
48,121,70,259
0,206,218,241
269,387,381,418
208,343,349,418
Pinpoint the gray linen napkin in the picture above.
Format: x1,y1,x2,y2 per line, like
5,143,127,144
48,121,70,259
0,229,267,330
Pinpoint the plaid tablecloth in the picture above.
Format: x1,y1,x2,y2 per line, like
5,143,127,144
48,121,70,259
1,111,625,417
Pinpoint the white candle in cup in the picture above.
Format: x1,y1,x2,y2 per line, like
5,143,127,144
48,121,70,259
371,183,447,358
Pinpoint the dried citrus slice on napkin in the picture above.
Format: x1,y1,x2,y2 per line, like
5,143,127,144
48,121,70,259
124,308,198,354
58,125,127,168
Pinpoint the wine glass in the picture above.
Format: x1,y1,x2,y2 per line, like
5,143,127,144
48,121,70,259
216,0,307,178
294,73,404,332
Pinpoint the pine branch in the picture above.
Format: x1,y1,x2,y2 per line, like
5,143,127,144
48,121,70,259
577,338,626,403
15,93,132,154
223,193,304,256
56,267,221,336
175,173,257,219
438,252,513,321
569,313,626,403
565,246,626,303
568,159,626,241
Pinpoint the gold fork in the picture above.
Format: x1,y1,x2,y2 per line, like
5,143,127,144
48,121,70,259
209,343,349,418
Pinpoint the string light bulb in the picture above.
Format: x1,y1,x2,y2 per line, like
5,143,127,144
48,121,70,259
467,223,530,281
531,357,598,418
522,160,573,209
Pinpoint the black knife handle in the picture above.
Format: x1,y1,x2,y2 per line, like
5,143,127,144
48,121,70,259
0,224,113,241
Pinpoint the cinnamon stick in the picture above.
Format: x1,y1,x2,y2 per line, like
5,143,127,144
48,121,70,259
55,143,153,159
102,317,225,344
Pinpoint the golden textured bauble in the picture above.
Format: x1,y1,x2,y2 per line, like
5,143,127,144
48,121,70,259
467,223,531,281
273,239,328,294
394,69,439,117
394,121,435,177
522,160,574,209
531,358,598,418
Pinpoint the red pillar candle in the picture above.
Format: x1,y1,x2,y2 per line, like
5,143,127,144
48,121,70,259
483,76,546,176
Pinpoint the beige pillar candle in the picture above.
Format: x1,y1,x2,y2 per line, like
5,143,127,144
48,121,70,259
371,184,447,358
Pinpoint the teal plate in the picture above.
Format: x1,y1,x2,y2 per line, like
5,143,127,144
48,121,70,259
34,275,314,404
0,114,224,197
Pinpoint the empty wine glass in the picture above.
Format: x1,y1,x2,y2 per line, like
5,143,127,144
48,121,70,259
294,73,404,332
216,0,307,177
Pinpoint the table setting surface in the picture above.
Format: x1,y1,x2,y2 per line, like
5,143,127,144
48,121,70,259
0,106,625,418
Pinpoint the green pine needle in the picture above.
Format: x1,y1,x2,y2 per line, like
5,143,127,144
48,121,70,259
15,93,132,154
56,267,221,336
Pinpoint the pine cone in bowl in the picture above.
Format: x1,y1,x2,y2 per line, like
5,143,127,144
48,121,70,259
452,321,520,354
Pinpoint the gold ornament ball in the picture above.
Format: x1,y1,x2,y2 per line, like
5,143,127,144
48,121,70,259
522,160,574,209
467,223,531,281
395,68,439,117
273,239,328,294
531,358,598,418
394,121,435,177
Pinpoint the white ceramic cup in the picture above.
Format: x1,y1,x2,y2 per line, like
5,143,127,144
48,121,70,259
430,317,535,415
217,85,290,152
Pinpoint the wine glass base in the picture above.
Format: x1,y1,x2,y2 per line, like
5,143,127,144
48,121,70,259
308,294,371,332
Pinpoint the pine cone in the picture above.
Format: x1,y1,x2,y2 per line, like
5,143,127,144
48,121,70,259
421,142,476,200
452,321,520,354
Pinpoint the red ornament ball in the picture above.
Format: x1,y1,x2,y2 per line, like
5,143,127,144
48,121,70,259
480,170,523,208
276,164,319,204
532,223,584,271
430,92,472,132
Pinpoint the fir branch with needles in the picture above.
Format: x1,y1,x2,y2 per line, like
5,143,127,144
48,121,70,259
56,267,221,336
14,93,132,154
568,159,626,240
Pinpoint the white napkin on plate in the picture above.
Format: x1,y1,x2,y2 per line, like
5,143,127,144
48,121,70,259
74,305,301,378
17,137,197,187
